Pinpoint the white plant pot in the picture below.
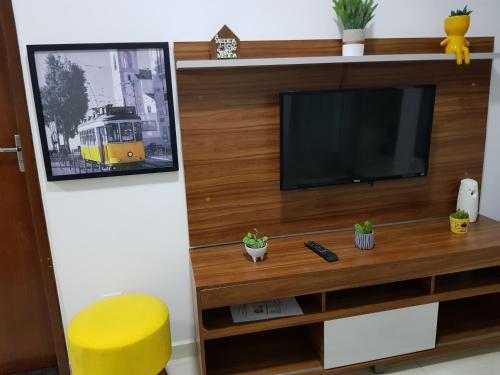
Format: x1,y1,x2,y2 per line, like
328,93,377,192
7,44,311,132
342,29,366,56
244,245,267,262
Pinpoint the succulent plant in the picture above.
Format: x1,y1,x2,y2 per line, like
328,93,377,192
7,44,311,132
243,228,269,249
332,0,378,29
354,220,373,234
450,6,472,17
451,209,470,220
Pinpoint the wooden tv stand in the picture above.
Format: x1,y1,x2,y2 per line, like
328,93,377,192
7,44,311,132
190,216,500,374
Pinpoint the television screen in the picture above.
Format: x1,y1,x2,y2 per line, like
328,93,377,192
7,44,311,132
280,86,436,190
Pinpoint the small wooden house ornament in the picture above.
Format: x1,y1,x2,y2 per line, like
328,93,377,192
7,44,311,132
210,25,240,60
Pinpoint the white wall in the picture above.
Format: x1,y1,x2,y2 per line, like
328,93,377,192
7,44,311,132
11,0,500,346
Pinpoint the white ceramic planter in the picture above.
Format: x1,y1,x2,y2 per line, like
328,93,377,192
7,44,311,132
342,29,365,56
245,245,267,262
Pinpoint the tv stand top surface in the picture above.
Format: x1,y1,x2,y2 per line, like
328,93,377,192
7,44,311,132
190,216,500,292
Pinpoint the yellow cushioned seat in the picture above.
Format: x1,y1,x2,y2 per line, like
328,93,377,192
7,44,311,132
68,294,171,375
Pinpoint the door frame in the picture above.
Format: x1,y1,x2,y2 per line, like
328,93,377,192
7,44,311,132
0,1,70,373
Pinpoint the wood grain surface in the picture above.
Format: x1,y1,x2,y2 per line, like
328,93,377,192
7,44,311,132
176,38,494,246
181,40,498,374
175,37,494,61
0,1,68,373
437,293,500,344
204,326,323,375
191,216,500,308
193,216,500,374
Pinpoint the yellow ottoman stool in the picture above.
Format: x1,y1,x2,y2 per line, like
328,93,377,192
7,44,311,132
68,294,171,375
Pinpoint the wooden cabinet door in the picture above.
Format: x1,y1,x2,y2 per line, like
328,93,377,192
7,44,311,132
0,1,67,373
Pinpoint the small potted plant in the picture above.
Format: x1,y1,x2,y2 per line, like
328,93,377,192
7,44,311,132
332,0,378,56
243,228,269,262
440,6,472,65
354,220,375,250
450,209,470,234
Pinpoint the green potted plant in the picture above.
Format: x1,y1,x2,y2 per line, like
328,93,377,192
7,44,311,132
243,228,269,262
450,209,470,234
354,220,375,250
332,0,378,56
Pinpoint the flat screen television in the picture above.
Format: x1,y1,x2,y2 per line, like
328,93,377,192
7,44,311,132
280,85,436,190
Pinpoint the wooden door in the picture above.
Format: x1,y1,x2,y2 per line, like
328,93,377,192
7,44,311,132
0,1,68,374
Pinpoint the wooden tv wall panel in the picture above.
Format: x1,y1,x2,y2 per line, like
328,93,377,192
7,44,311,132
175,38,494,247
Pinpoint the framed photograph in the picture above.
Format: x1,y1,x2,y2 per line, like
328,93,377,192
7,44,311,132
27,43,178,181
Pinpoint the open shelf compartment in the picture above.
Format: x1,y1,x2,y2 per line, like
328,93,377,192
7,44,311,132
434,266,500,294
202,293,323,333
437,292,500,346
326,278,432,313
205,324,323,375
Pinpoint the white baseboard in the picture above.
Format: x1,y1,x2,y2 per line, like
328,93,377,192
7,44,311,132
171,340,197,361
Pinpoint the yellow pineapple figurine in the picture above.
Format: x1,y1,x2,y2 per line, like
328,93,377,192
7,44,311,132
440,6,472,65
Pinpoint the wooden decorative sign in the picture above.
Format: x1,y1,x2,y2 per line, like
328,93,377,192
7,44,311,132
210,25,240,59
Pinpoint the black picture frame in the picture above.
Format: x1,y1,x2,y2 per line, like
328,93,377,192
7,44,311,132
27,42,179,181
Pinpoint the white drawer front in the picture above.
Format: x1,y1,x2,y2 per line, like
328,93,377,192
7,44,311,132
324,303,438,369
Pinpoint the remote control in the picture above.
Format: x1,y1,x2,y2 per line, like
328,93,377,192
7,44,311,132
305,241,339,262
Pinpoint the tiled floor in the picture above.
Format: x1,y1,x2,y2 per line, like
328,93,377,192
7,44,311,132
166,344,500,375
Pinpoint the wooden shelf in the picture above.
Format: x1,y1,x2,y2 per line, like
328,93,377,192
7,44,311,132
180,35,500,374
204,325,323,375
200,272,500,341
176,52,500,70
326,278,431,313
190,217,500,374
437,293,500,346
202,294,323,340
433,266,500,303
191,217,500,310
435,266,500,293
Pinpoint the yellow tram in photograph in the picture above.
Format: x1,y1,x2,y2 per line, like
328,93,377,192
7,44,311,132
78,106,145,168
